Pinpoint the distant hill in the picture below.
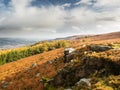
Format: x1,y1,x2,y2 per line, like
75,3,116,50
55,31,120,41
55,35,89,40
90,31,120,41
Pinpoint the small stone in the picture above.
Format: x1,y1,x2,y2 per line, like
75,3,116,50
82,44,86,47
36,73,40,77
31,63,38,67
48,61,53,64
84,51,87,54
1,81,5,84
2,81,9,88
64,48,75,55
70,59,74,63
26,63,38,72
76,78,91,87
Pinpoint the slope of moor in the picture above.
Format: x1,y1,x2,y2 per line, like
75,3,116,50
0,32,120,90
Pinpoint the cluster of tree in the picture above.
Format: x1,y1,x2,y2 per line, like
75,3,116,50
0,40,69,65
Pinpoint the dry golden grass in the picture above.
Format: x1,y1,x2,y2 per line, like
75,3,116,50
0,32,120,90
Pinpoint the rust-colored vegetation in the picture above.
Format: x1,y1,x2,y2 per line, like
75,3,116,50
0,32,120,90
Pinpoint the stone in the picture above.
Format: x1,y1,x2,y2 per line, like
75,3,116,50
48,61,53,64
35,73,40,77
90,45,112,52
1,81,10,88
76,78,91,87
26,63,38,72
70,59,74,63
82,44,86,47
31,63,38,68
84,51,87,54
64,48,75,55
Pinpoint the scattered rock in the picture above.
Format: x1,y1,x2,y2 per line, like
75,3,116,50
1,81,10,88
70,59,74,63
74,78,91,90
26,63,38,72
46,60,54,64
90,45,112,52
35,73,40,77
84,51,88,54
76,78,91,87
64,48,75,55
82,44,87,47
31,63,38,68
48,60,53,64
29,63,38,69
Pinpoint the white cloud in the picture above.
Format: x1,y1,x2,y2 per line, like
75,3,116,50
1,1,66,29
0,17,5,23
72,26,80,31
96,25,103,28
0,0,120,38
80,0,91,4
62,3,71,8
74,0,81,5
74,0,92,5
95,0,120,7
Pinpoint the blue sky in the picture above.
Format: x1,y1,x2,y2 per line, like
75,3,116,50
0,0,120,39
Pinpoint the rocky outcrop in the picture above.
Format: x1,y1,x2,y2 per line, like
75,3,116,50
89,45,112,52
45,45,120,90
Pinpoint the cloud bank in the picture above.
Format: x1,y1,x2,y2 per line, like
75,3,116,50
0,0,120,38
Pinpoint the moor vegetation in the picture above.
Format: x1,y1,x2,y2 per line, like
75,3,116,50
0,32,120,90
45,43,120,90
0,40,69,65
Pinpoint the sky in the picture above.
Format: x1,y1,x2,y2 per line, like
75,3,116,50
0,0,120,39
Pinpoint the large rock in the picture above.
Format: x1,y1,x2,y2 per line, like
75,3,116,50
89,45,112,52
74,78,91,90
64,48,75,55
64,48,77,63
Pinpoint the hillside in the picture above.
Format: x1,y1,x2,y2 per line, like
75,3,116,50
0,32,120,90
90,32,120,41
